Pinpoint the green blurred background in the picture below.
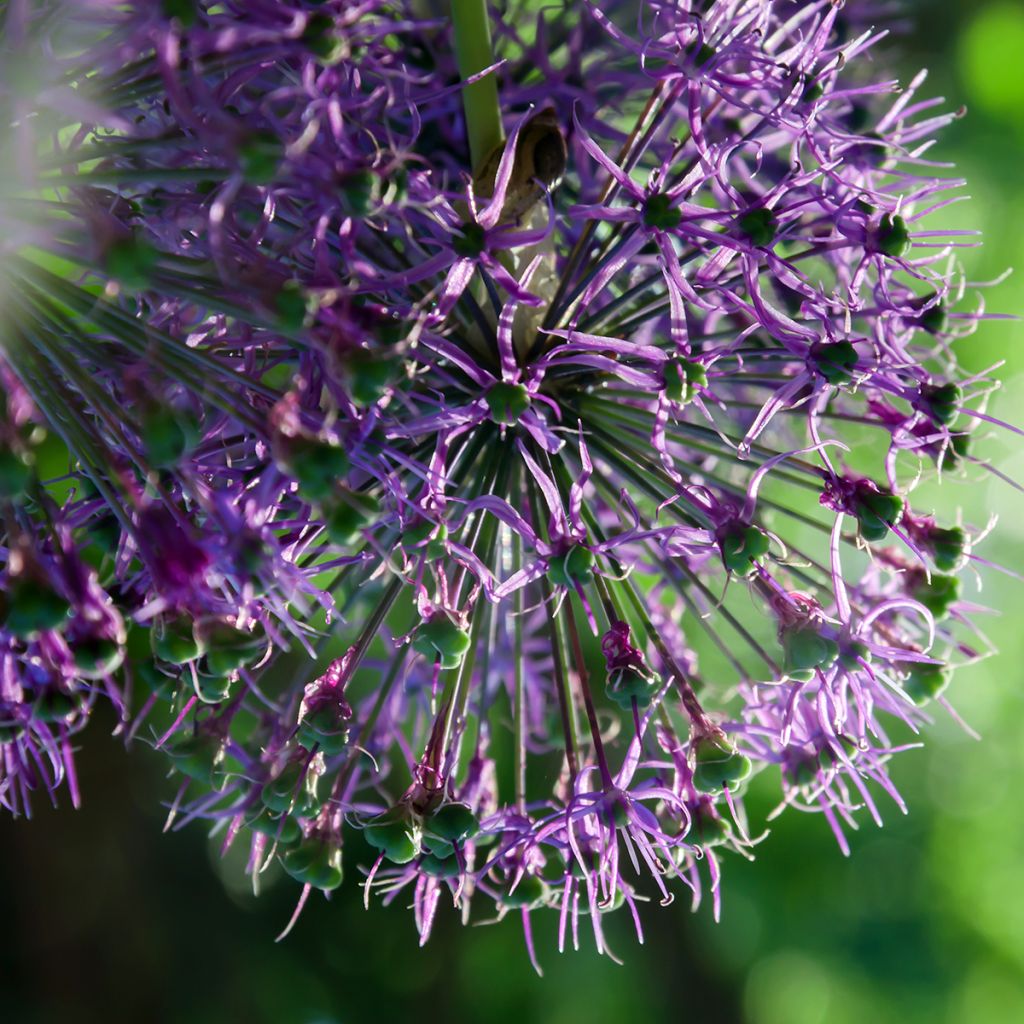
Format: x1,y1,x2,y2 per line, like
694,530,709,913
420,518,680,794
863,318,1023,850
2,1,1023,1020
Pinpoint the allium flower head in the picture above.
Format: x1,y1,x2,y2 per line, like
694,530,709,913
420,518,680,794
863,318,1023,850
0,0,1016,967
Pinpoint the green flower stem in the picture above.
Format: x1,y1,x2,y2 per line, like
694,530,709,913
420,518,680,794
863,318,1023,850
451,0,504,171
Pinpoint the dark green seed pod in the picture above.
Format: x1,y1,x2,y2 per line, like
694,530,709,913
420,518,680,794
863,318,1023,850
339,170,379,217
910,573,960,619
399,520,448,560
302,12,344,64
939,433,970,471
485,382,531,425
2,577,71,638
167,732,225,785
86,513,122,556
420,851,461,879
928,526,968,572
154,615,204,665
718,523,770,576
837,639,871,671
737,208,777,247
547,545,595,588
853,488,904,542
606,665,660,709
689,42,716,66
199,620,265,675
363,808,421,864
0,445,33,500
811,341,859,386
281,838,343,890
238,131,284,185
135,661,178,702
801,79,825,104
426,802,479,843
0,719,27,744
278,437,350,503
195,673,232,704
916,301,949,335
453,222,487,258
781,626,840,676
262,762,321,816
691,734,753,794
876,213,912,259
103,234,158,290
344,350,399,407
499,873,549,909
643,193,682,231
273,281,309,331
690,806,732,847
140,406,198,469
34,688,84,724
246,808,302,846
161,0,196,26
297,703,351,756
903,662,952,706
663,357,708,405
919,382,961,426
323,490,381,546
72,636,124,679
419,833,454,857
412,615,471,671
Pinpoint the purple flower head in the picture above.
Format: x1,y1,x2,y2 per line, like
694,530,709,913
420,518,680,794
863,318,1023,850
0,0,1017,969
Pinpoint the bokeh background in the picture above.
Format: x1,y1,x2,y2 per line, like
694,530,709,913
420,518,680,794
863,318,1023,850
2,1,1023,1021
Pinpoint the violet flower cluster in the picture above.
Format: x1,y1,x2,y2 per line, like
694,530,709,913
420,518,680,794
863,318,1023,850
0,0,1013,965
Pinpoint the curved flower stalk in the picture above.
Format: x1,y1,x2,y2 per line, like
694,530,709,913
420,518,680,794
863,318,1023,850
0,0,1014,965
